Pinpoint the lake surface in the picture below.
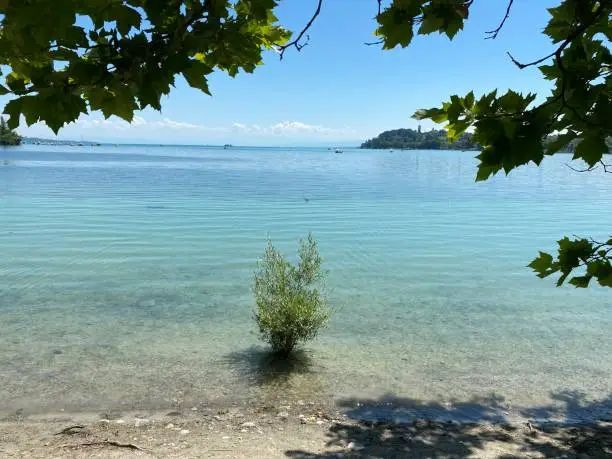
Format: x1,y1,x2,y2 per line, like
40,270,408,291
0,145,610,421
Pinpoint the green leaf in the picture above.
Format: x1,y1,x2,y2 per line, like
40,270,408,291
412,107,447,123
447,120,471,142
182,61,212,94
443,17,463,39
546,131,577,155
528,251,555,277
418,15,443,35
3,98,23,129
573,134,607,166
464,91,475,109
568,276,591,288
375,2,419,49
114,5,142,36
539,64,560,80
475,162,500,182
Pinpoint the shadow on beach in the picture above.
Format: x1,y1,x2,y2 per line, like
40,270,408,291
286,391,612,458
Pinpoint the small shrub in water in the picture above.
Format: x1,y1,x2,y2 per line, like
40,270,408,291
253,233,331,356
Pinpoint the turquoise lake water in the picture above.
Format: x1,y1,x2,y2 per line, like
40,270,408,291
0,145,610,420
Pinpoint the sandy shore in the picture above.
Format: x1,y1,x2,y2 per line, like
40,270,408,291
1,401,610,458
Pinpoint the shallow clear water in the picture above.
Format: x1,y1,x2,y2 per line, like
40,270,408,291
0,145,610,419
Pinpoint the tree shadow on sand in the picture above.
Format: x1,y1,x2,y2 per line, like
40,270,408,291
285,391,612,458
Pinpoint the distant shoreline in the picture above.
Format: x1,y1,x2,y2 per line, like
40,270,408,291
17,139,361,149
360,146,480,151
21,137,103,147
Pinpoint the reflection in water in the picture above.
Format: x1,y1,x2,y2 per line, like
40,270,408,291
224,347,328,404
226,347,314,386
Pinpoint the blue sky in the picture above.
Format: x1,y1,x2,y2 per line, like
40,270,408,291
9,0,559,146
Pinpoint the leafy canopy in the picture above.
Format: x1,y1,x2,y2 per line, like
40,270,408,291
0,0,290,133
0,0,609,287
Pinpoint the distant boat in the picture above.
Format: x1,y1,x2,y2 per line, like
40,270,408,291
334,148,343,154
224,144,233,149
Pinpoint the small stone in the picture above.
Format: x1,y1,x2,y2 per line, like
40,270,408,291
347,442,364,451
180,429,190,435
191,407,198,411
134,419,150,427
297,400,305,406
99,419,110,424
222,436,231,440
241,422,256,428
240,429,247,433
300,417,308,424
165,423,175,429
115,419,125,424
277,411,289,419
316,420,324,425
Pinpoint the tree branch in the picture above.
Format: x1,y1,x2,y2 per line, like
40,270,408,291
506,50,555,70
275,0,323,60
486,0,513,39
566,162,599,173
506,2,604,70
565,160,612,173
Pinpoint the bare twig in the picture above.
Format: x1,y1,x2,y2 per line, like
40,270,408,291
60,440,146,451
365,39,384,46
54,425,86,435
275,0,323,60
507,50,555,69
486,0,514,39
565,162,598,173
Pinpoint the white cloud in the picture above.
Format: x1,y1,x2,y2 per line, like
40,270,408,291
232,120,354,137
75,116,222,132
17,115,357,143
